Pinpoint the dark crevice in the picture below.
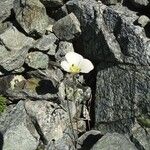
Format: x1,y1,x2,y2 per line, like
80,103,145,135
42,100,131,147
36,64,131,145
130,135,145,150
3,9,29,37
123,0,150,18
144,22,150,38
78,133,103,150
30,116,48,145
4,9,41,39
0,132,3,150
36,80,58,95
84,68,97,129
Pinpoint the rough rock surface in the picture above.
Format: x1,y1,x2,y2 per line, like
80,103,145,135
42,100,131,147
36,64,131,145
0,0,14,23
0,0,150,149
13,0,50,37
138,15,150,27
95,63,149,133
25,100,69,143
91,133,138,150
52,12,81,40
0,25,34,51
130,0,150,8
0,46,30,72
34,33,58,53
131,122,150,150
25,51,49,69
55,41,74,61
0,101,40,150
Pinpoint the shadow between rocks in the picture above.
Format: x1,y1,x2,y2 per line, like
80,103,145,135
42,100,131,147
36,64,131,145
36,80,58,95
0,132,3,150
79,134,102,150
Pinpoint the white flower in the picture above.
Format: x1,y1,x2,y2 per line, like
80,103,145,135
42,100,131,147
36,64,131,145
60,52,94,74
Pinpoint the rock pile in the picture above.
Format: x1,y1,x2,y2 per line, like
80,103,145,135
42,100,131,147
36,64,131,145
0,0,149,150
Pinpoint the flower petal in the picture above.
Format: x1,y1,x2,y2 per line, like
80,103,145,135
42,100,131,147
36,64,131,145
65,52,83,66
79,59,94,73
60,61,70,72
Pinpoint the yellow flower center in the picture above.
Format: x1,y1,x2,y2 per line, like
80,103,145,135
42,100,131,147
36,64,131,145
69,64,81,74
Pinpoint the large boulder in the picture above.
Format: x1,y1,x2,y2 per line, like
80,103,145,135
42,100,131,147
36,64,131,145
95,63,150,133
131,122,150,150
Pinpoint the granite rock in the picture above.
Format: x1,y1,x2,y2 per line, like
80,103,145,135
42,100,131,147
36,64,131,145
130,0,150,8
52,13,81,40
34,33,58,55
25,51,49,69
0,0,14,23
0,25,34,51
13,0,50,37
0,101,40,150
138,15,150,27
95,63,150,133
0,46,30,72
25,100,70,143
91,133,137,150
55,41,74,61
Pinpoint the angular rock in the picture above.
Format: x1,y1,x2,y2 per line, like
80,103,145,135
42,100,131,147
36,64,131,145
0,101,40,150
25,52,49,69
0,0,14,23
131,0,149,8
52,13,81,40
0,45,9,61
95,64,150,133
103,7,150,65
34,33,58,54
91,133,137,150
131,122,150,150
0,46,30,72
67,0,150,65
47,128,76,150
13,0,50,37
138,15,150,27
0,25,34,51
40,0,63,8
55,41,74,61
25,100,70,143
